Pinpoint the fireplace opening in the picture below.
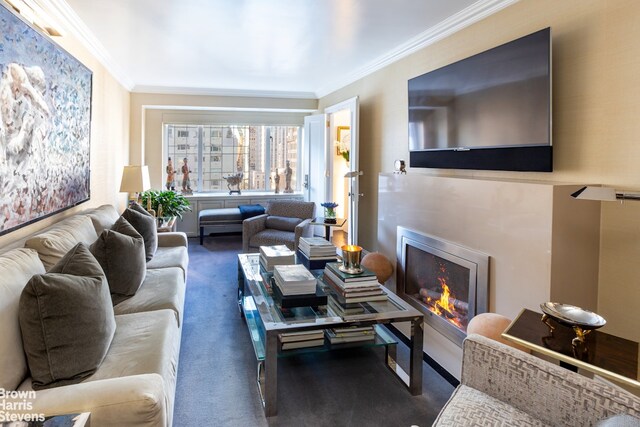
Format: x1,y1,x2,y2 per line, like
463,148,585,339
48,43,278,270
407,246,470,332
397,227,489,346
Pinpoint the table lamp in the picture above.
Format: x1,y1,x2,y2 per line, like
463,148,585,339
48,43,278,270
120,165,151,206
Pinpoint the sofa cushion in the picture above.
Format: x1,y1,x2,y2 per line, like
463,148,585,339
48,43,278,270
24,215,98,270
265,215,302,231
113,267,186,326
122,207,158,261
0,248,46,390
19,243,116,390
146,246,189,276
85,204,120,234
90,216,147,304
433,385,549,426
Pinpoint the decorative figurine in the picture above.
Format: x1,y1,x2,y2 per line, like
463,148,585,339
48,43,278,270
165,157,176,191
274,170,280,194
181,157,192,194
284,160,293,193
224,172,243,195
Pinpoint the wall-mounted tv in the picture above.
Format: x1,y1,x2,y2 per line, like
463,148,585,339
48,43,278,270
408,28,552,172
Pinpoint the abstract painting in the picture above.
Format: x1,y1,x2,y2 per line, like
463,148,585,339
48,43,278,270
0,3,92,235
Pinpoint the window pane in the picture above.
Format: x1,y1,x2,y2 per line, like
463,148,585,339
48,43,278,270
165,124,299,193
269,126,299,193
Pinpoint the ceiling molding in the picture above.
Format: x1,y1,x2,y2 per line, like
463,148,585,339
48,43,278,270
39,0,135,90
132,85,317,100
314,0,519,98
142,105,318,113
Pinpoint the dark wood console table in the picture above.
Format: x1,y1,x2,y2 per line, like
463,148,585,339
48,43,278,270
502,308,639,389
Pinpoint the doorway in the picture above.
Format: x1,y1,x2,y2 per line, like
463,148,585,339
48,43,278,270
324,96,360,246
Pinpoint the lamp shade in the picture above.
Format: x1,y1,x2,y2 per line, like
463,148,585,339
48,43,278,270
120,165,151,193
570,186,617,201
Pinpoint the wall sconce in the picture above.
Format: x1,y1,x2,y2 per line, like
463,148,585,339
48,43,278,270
571,186,640,202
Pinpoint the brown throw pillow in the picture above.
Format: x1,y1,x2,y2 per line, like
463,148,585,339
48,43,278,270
19,243,116,390
122,207,158,261
90,216,147,304
130,201,153,217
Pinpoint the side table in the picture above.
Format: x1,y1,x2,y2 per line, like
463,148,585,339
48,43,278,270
157,216,177,233
310,217,346,241
502,308,639,389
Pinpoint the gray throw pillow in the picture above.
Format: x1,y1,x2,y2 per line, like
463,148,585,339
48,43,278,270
122,207,158,261
90,216,147,304
19,243,116,390
596,415,640,427
130,201,154,217
265,216,303,232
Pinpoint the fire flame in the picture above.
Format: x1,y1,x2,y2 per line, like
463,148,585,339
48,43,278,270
426,277,463,328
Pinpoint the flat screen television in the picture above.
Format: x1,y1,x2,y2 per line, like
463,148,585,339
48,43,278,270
408,28,552,172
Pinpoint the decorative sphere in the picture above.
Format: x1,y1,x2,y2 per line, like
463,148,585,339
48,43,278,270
361,252,393,283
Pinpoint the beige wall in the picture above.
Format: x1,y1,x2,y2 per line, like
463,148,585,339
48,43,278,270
0,24,130,248
129,93,317,189
318,0,640,342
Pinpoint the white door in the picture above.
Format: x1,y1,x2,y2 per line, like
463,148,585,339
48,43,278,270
325,97,360,245
303,114,327,235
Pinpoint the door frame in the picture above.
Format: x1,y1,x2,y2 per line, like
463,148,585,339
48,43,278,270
324,96,359,245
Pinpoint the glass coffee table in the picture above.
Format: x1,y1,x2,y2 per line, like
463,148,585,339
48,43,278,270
237,253,424,416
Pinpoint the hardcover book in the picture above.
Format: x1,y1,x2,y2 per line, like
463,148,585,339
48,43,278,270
325,262,377,282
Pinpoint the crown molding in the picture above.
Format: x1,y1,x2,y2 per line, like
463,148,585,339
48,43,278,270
133,85,317,100
38,0,135,90
314,0,519,98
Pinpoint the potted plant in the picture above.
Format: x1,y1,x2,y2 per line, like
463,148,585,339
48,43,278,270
140,190,191,220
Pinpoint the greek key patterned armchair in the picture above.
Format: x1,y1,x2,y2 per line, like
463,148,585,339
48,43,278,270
433,334,640,426
242,200,315,253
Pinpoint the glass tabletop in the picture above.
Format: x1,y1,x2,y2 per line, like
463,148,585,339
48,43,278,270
238,253,417,330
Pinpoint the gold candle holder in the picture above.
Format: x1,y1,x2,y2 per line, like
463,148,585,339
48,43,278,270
340,245,363,274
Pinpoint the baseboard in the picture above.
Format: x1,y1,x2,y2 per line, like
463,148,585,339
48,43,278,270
384,324,460,388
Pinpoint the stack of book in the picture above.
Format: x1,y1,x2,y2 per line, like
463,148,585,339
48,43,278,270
259,245,295,272
279,330,325,350
297,237,338,270
273,264,317,296
322,262,388,305
327,296,365,317
325,325,376,344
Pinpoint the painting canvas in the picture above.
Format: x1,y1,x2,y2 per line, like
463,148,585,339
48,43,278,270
0,4,91,236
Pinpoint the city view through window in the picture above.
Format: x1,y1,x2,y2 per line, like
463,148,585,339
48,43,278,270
165,124,300,193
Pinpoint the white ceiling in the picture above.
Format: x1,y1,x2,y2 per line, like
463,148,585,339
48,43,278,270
53,0,515,98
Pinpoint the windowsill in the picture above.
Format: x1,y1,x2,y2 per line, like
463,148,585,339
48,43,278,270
183,191,304,199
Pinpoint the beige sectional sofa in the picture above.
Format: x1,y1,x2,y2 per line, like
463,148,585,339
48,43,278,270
0,204,188,426
434,334,640,426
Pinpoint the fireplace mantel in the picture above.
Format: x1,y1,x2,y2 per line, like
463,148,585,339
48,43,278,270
377,173,601,379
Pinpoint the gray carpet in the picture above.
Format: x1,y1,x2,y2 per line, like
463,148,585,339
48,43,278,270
173,235,454,427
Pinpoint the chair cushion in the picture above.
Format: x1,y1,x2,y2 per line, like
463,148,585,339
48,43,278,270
19,243,116,390
433,385,549,426
265,215,302,231
122,207,158,261
0,248,46,391
266,200,315,219
249,229,295,250
89,216,147,304
24,215,98,270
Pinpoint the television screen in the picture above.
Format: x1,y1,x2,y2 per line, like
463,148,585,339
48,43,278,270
408,28,552,171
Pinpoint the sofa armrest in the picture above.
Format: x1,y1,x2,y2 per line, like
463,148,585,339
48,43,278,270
16,374,167,427
294,218,314,251
461,334,640,426
157,232,188,248
242,214,268,252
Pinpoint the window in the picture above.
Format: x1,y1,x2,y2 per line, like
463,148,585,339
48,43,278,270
164,124,300,193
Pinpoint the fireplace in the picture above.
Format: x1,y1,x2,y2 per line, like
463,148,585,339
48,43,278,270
396,227,489,346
